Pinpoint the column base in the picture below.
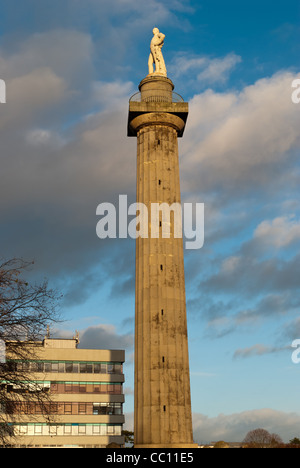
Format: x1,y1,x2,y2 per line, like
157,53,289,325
134,443,198,448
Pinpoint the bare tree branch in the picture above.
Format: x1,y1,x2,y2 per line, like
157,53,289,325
0,258,62,446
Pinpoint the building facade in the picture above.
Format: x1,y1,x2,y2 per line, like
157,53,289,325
1,337,125,448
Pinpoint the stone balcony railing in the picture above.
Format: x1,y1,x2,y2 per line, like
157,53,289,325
129,90,184,104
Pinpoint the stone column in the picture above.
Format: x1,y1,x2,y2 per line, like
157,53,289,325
128,76,196,448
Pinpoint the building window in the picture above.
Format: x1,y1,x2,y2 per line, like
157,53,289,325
64,383,72,393
79,403,86,415
93,403,102,415
7,423,123,438
92,425,100,435
51,382,58,393
79,383,87,393
65,362,73,373
114,364,122,374
64,425,72,435
93,383,101,393
10,359,123,376
24,380,123,395
35,425,43,435
50,403,58,414
19,425,27,435
65,404,72,414
78,425,86,435
107,425,114,435
49,425,57,436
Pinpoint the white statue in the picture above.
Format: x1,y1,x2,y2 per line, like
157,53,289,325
148,28,167,77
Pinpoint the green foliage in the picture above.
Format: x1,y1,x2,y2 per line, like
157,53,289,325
290,437,300,445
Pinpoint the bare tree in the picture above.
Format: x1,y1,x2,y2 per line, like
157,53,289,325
0,258,61,446
243,428,283,448
269,432,284,448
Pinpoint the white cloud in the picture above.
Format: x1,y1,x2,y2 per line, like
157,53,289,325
170,52,241,84
196,53,242,84
91,80,134,110
0,67,68,131
0,30,94,82
221,256,241,274
233,344,288,359
193,408,300,444
181,71,300,196
124,408,300,443
254,216,300,248
26,128,65,148
0,30,137,280
78,324,133,351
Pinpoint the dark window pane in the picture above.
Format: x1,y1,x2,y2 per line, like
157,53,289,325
79,404,86,414
79,384,86,393
65,363,73,373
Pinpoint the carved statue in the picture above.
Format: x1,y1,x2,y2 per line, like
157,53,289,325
148,28,167,77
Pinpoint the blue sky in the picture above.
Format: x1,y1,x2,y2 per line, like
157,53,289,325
0,0,300,443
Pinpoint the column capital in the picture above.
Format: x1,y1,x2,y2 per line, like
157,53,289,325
129,112,185,136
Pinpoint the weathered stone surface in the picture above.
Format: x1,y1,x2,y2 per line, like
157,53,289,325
129,75,197,448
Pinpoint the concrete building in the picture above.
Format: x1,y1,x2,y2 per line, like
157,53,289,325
127,51,197,447
1,336,125,448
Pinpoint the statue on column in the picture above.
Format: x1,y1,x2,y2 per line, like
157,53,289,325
148,28,167,77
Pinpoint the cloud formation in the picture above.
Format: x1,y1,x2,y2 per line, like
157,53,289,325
125,408,300,444
78,324,133,351
193,408,300,444
233,344,289,360
0,30,136,287
254,216,300,248
1,16,299,384
170,52,242,85
182,71,300,198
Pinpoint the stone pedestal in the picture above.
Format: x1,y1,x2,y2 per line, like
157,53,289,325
139,76,174,103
